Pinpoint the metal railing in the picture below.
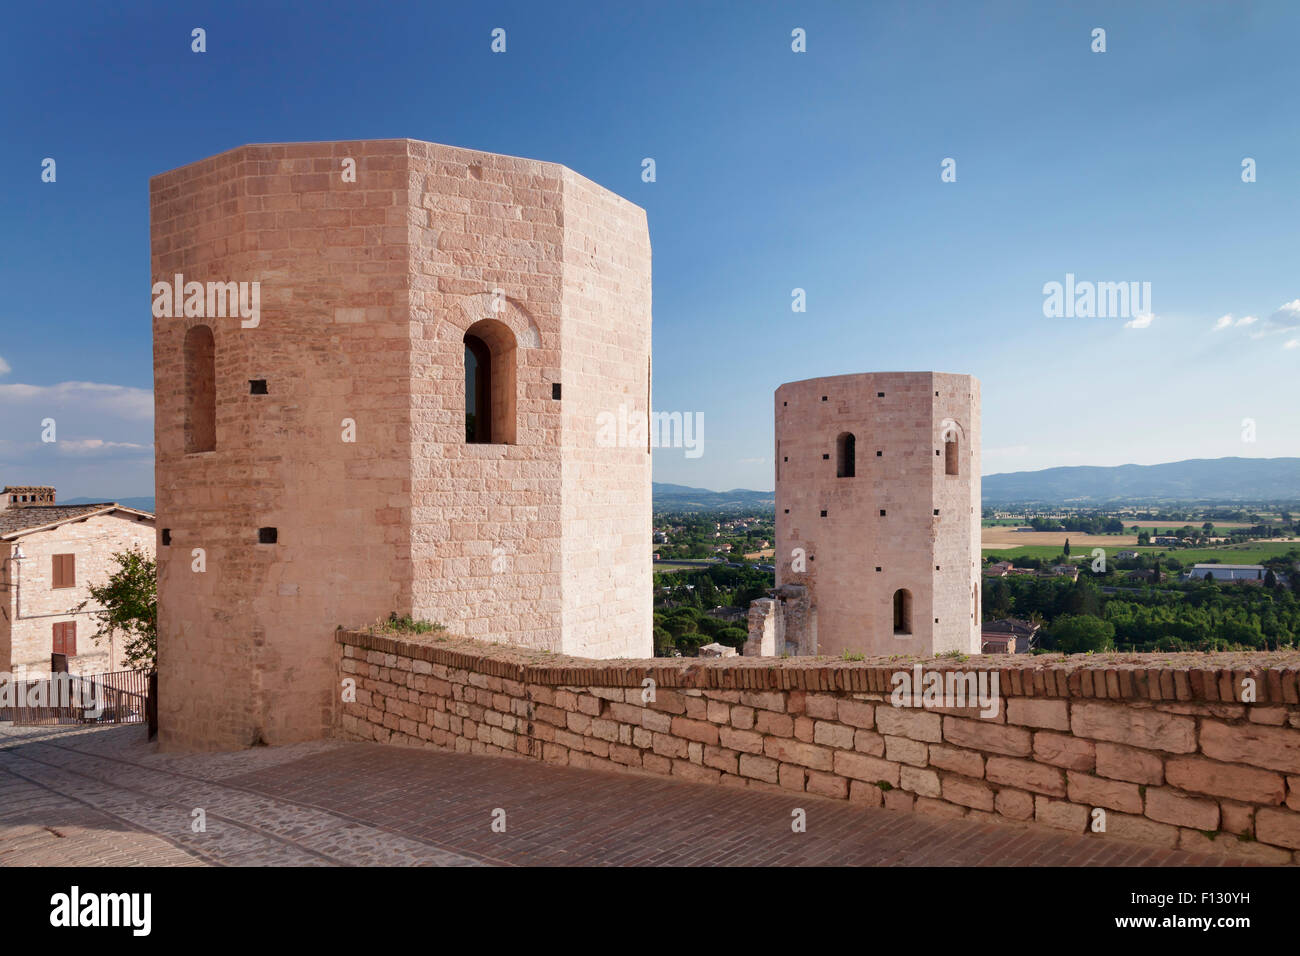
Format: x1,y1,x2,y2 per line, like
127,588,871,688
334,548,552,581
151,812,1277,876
1,669,149,726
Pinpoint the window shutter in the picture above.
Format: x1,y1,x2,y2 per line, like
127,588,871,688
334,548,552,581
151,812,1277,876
52,554,76,589
53,622,78,656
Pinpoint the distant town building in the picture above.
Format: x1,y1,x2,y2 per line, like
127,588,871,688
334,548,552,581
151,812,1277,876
981,618,1040,654
1180,564,1281,584
1045,564,1080,582
0,487,155,678
698,642,738,658
1116,550,1139,560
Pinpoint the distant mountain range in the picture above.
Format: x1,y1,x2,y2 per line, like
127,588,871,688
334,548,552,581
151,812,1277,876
66,490,777,516
652,483,774,512
65,458,1300,515
983,457,1300,504
63,496,156,512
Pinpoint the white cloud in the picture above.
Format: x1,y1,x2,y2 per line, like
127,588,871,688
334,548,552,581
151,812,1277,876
1124,313,1154,329
1285,339,1300,350
54,439,152,456
0,381,152,420
1210,302,1300,349
0,380,155,498
0,355,9,376
1213,313,1257,330
1265,299,1300,333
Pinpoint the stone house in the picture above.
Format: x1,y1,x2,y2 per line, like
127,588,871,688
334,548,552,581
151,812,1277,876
0,487,155,678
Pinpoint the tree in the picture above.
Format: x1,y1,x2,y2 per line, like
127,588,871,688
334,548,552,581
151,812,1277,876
77,546,157,672
1064,576,1101,617
1265,569,1279,589
1063,538,1071,557
714,627,748,649
1049,614,1115,654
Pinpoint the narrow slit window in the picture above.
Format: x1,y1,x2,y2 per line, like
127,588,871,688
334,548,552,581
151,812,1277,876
184,324,216,453
836,432,855,478
893,589,913,635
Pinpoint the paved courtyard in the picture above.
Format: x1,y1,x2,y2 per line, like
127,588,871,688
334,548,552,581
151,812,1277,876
0,722,1251,867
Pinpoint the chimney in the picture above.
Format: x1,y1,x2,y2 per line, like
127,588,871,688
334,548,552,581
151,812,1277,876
1,486,56,509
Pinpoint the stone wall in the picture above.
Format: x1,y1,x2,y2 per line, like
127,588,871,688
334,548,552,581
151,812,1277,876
336,631,1300,863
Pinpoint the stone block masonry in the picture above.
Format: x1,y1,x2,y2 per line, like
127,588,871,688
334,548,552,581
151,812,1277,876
762,372,981,658
337,630,1300,863
152,140,651,751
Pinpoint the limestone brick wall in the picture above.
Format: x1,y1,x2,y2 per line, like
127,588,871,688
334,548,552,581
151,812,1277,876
153,139,652,751
557,170,653,659
336,631,1300,863
153,141,415,751
1,513,155,678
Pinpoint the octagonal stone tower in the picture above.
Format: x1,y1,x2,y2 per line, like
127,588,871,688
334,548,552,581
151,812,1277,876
749,372,980,658
152,140,652,751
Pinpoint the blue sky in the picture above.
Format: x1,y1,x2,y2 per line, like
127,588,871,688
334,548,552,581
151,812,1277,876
2,0,1299,498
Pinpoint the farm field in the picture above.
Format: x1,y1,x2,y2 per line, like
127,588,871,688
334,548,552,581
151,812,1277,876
1120,522,1260,532
652,561,710,573
982,541,1300,564
981,528,1138,548
982,519,1260,531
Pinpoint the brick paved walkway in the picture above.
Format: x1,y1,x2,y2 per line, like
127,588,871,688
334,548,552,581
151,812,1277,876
0,723,1251,866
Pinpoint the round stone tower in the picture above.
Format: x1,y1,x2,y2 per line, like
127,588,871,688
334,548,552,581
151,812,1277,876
758,371,981,658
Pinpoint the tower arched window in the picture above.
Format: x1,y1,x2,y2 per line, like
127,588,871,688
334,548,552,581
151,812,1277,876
893,588,913,635
836,432,855,478
184,324,216,453
464,319,517,444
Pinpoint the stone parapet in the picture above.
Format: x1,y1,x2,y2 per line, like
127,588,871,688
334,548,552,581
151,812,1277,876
336,630,1300,863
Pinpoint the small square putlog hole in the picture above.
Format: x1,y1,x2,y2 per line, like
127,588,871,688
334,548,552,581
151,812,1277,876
258,527,278,544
